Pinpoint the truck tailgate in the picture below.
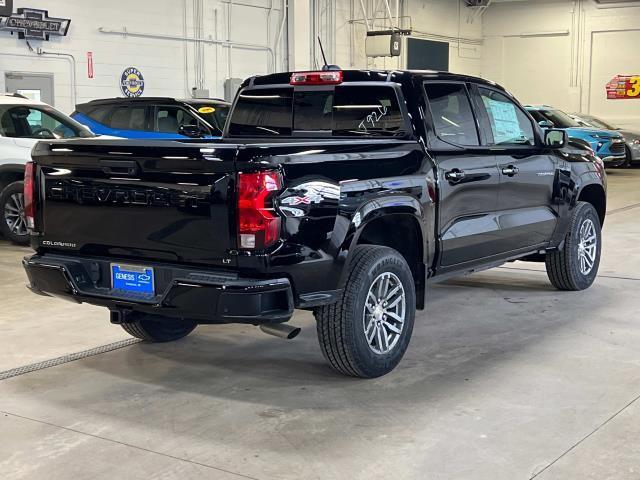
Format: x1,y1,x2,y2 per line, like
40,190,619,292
32,140,238,267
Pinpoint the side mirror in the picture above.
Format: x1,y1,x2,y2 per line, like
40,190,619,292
178,124,208,138
538,120,554,129
545,129,568,149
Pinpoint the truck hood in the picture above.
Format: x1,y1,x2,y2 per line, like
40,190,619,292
566,127,623,140
620,129,640,142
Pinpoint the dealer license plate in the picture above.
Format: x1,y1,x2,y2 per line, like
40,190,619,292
111,264,155,296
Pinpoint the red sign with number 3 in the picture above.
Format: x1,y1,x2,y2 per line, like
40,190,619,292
606,75,640,99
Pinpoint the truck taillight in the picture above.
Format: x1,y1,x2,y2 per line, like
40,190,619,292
24,161,36,229
237,171,282,249
290,70,343,85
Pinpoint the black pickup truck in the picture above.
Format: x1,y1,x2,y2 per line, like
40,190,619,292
23,69,606,378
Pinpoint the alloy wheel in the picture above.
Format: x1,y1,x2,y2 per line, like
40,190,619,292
577,218,597,275
4,192,27,237
362,272,406,355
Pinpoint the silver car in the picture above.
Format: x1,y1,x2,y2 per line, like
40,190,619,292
570,113,640,167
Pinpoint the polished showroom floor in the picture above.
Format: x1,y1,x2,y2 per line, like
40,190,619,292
1,168,639,480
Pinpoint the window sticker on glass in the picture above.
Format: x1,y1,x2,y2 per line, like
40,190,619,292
483,97,522,144
354,103,389,133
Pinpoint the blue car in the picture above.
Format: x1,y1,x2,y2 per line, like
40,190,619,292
526,105,626,167
72,97,231,140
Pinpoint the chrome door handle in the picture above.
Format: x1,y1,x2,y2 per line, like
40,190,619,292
445,169,466,183
501,165,519,176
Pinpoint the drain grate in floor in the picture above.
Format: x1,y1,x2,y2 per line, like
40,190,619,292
0,338,142,381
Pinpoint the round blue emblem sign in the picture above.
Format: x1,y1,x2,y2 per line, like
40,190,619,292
120,67,145,98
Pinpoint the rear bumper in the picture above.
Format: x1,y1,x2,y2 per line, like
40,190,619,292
23,254,294,324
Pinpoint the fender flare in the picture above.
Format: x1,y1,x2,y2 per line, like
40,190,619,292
335,192,426,286
0,164,27,190
550,173,606,248
575,175,606,221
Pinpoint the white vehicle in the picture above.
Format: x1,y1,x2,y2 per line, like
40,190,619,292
0,94,96,244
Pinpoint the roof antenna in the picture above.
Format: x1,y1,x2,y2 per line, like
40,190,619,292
317,36,340,71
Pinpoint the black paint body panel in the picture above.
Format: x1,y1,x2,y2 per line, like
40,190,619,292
25,70,606,322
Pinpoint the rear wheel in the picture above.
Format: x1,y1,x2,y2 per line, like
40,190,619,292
0,181,30,245
545,201,601,291
120,313,197,342
315,245,416,378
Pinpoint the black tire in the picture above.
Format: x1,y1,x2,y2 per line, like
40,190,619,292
623,146,632,168
0,181,30,245
120,313,197,342
546,201,601,291
315,245,416,378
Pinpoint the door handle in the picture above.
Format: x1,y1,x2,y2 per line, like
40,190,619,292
100,160,138,176
501,165,519,177
445,169,466,183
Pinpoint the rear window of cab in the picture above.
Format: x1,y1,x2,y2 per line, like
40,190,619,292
227,85,406,137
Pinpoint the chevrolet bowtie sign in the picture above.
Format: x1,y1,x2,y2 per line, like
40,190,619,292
0,8,71,41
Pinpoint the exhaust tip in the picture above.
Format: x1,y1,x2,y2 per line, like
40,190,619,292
259,323,301,340
285,327,301,340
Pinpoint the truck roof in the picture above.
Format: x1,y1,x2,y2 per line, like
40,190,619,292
243,69,506,91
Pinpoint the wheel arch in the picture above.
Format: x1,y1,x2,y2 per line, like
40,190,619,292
0,164,26,193
577,183,606,226
350,208,426,309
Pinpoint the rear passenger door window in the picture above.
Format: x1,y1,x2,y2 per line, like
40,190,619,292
424,83,479,146
109,107,147,131
86,106,112,125
477,88,535,146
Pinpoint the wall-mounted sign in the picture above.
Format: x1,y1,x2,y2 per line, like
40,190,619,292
120,67,145,98
0,0,14,17
0,8,71,40
606,75,640,99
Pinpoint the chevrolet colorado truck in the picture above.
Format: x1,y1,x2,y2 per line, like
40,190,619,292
23,70,606,378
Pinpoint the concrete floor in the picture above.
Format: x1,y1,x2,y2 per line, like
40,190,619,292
1,169,640,480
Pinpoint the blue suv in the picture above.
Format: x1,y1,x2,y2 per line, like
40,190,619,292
72,97,231,140
526,105,626,167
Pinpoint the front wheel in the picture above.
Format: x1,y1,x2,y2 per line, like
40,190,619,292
546,201,601,291
120,313,197,342
0,181,30,245
315,246,416,378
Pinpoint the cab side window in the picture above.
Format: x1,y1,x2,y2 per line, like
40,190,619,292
478,88,535,146
424,83,479,146
156,106,199,133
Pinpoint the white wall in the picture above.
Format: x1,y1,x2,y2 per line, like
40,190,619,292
6,0,639,131
335,0,483,76
482,0,640,130
0,0,287,114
